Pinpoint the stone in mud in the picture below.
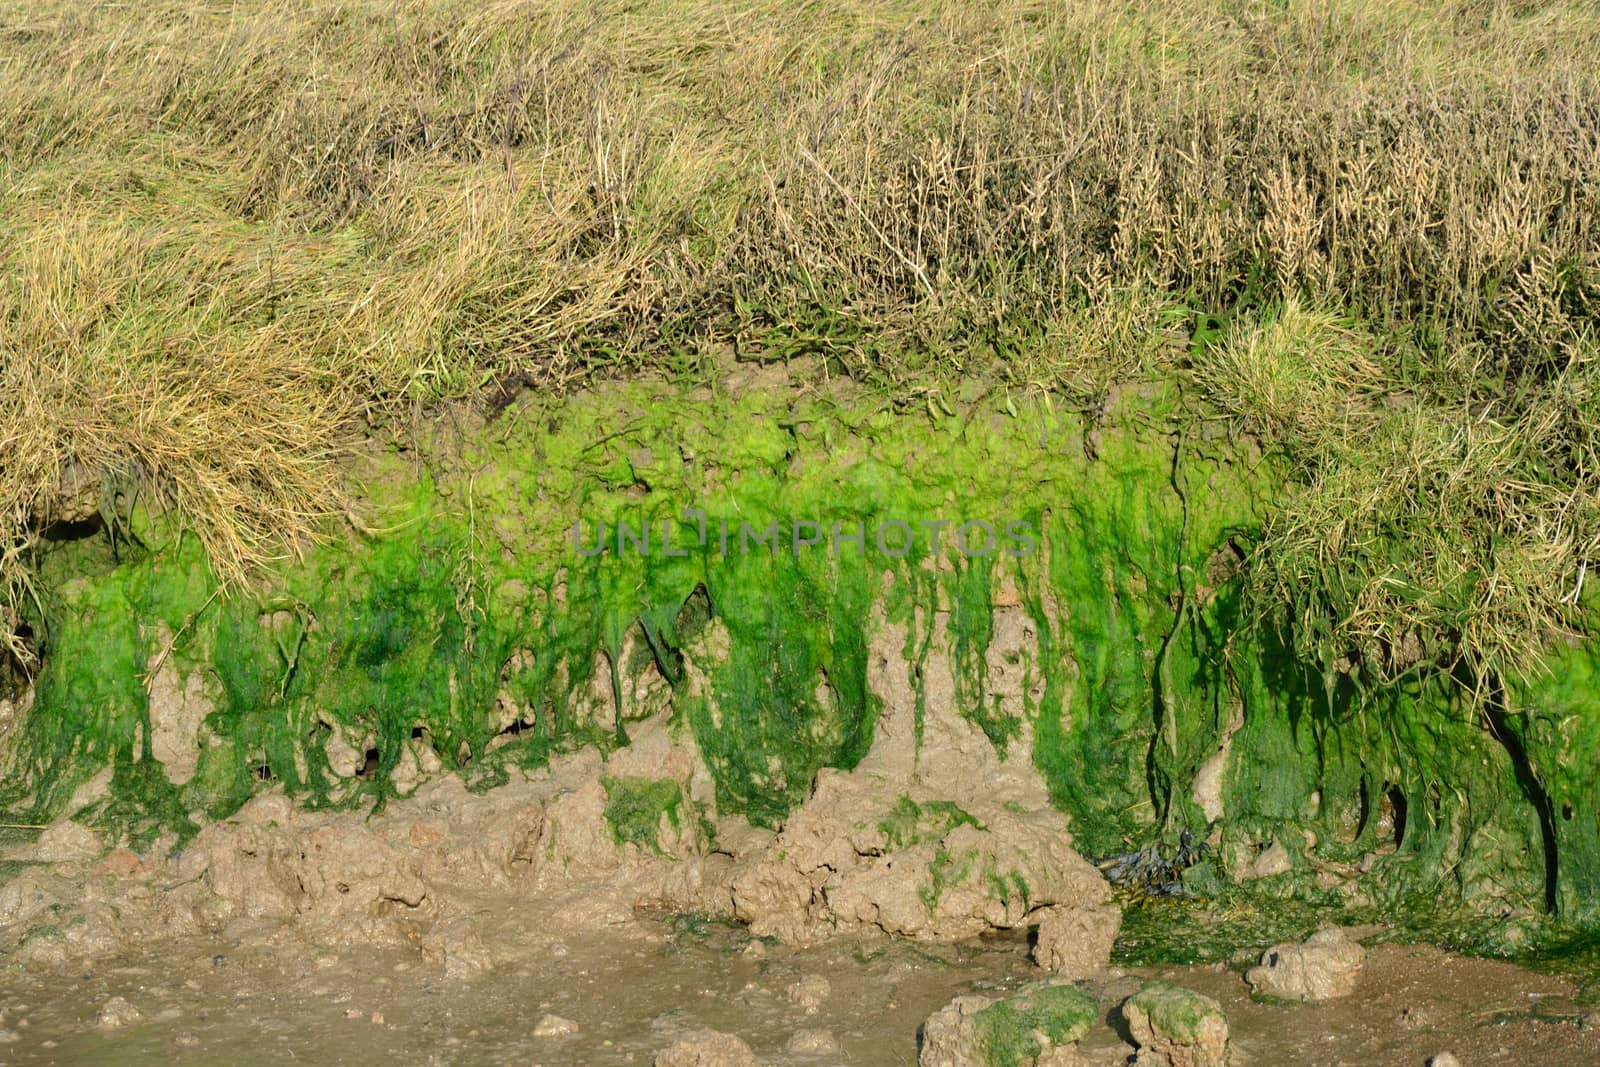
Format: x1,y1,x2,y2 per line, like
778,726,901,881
785,975,830,1014
1122,982,1228,1067
920,980,1095,1067
323,730,366,779
1033,901,1122,978
1245,927,1365,1001
95,996,143,1029
97,849,144,878
532,1013,580,1037
786,1028,841,1054
1239,838,1292,881
1428,1054,1462,1067
654,1027,762,1067
421,916,494,979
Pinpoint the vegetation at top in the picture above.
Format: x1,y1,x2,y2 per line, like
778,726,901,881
2,0,1597,714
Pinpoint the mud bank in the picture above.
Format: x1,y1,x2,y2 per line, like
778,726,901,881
3,376,1599,990
1,893,1598,1066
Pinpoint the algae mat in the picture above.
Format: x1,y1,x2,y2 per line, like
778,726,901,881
5,380,1596,928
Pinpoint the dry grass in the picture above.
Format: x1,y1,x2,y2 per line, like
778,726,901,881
1198,303,1600,701
2,0,1599,691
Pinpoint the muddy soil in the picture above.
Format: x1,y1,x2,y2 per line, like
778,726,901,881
0,916,1593,1066
1,612,1594,1065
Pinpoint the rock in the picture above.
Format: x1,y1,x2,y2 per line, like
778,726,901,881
1033,902,1122,977
1428,1056,1462,1067
1245,927,1365,1001
1190,743,1230,823
95,996,143,1030
145,625,215,784
654,1027,761,1066
1397,1004,1443,1029
533,1013,580,1037
1123,982,1228,1067
920,980,1095,1067
423,917,494,979
175,1032,200,1047
786,975,830,1014
786,1028,841,1054
1241,838,1292,880
324,731,366,779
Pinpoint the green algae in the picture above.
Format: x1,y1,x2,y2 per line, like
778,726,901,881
3,376,1599,937
601,775,684,855
920,845,980,913
969,982,1096,1067
1112,888,1586,972
879,796,983,849
983,867,1032,912
1125,981,1225,1042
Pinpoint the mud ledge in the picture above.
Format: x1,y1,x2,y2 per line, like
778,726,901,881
3,373,1598,953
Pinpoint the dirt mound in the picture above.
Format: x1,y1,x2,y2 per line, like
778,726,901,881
0,604,1115,973
0,713,735,971
732,768,1110,945
920,979,1097,1067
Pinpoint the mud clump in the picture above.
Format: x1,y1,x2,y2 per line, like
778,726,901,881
785,975,830,1014
1122,982,1228,1067
1245,927,1366,1001
1033,901,1122,978
654,1027,762,1066
920,979,1096,1067
0,713,735,973
732,770,1111,945
95,996,143,1030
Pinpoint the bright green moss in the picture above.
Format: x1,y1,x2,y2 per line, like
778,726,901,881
601,775,683,855
970,982,1097,1067
5,377,1599,935
1125,981,1225,1042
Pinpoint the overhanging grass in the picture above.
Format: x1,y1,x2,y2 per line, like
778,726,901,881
2,0,1598,741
